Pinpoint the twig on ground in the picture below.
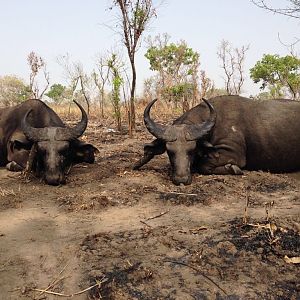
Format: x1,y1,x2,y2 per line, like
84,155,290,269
34,277,108,297
164,259,228,296
38,262,69,296
146,210,170,221
8,288,21,292
243,185,250,224
159,191,197,197
140,220,152,228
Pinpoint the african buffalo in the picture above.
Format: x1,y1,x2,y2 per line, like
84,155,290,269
134,95,300,185
0,99,98,185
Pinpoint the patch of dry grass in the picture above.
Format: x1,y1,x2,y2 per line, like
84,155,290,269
49,100,181,130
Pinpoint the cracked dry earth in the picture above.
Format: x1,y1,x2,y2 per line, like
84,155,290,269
0,121,299,300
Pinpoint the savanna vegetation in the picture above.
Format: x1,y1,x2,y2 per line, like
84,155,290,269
1,0,299,134
0,1,300,299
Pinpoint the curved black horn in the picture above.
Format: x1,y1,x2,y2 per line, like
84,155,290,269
185,98,217,141
70,100,88,138
57,100,88,140
22,109,48,141
144,99,171,140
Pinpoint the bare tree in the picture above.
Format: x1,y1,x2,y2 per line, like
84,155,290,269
78,72,91,114
27,51,50,99
57,54,91,114
251,0,300,19
217,40,249,95
92,54,110,117
253,1,300,56
111,0,157,136
234,45,249,93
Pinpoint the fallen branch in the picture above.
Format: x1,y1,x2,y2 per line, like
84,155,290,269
164,259,227,296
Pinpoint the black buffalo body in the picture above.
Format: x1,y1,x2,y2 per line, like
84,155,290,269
0,99,98,185
134,95,300,185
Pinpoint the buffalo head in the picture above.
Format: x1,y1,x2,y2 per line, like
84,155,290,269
22,101,90,185
144,99,216,185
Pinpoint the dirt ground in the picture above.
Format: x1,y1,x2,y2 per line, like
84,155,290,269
0,118,299,300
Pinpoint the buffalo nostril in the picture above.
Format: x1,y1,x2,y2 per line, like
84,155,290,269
45,176,61,186
46,179,60,186
173,176,192,186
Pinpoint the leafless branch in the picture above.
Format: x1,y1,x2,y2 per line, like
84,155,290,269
251,0,300,19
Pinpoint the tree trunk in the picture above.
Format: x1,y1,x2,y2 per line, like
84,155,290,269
101,87,105,118
129,58,136,137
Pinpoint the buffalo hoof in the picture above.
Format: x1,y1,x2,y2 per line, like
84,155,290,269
6,161,24,172
225,164,243,175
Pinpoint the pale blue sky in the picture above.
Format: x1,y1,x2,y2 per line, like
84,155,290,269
0,0,298,96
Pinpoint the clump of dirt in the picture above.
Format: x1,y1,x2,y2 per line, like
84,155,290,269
56,192,119,211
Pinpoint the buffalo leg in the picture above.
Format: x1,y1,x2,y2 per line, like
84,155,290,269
201,163,243,175
133,139,166,170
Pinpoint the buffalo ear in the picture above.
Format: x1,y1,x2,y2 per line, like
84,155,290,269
74,143,99,163
9,131,30,148
7,131,31,162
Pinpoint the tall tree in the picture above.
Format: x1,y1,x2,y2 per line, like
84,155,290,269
217,40,249,95
250,54,300,100
251,0,300,19
111,0,157,136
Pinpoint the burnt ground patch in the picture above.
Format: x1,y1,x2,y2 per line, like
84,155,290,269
79,215,300,300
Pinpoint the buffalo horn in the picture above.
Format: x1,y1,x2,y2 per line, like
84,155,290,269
22,101,88,142
144,99,176,141
22,110,49,141
56,100,88,140
185,98,216,141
